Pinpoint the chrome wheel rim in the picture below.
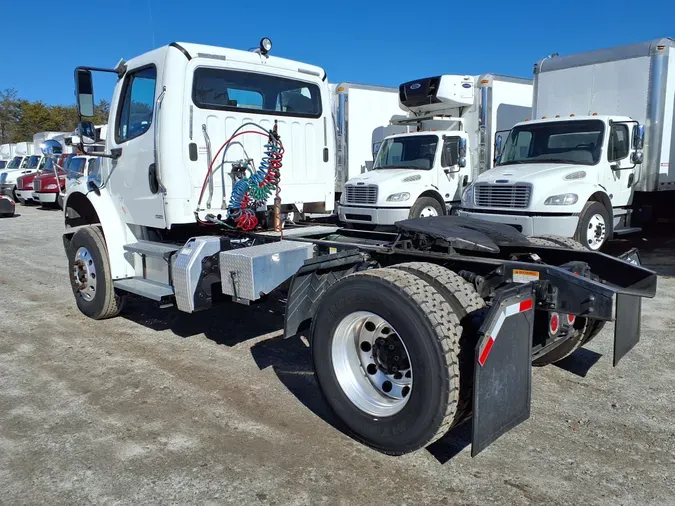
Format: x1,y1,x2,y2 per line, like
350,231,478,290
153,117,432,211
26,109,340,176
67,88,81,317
73,247,97,301
586,214,606,250
419,206,439,218
331,311,412,417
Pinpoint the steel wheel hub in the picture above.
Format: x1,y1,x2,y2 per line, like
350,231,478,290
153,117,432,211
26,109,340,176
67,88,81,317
73,247,97,301
586,214,606,250
419,206,439,218
331,311,412,417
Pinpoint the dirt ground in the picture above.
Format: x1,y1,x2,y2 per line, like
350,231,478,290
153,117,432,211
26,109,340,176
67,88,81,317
1,205,675,505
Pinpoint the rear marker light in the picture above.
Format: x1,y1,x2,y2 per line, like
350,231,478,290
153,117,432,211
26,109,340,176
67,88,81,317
478,298,533,366
567,314,576,325
550,313,560,334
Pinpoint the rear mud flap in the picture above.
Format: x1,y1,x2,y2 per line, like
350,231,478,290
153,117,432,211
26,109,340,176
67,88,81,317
472,283,535,457
613,293,642,366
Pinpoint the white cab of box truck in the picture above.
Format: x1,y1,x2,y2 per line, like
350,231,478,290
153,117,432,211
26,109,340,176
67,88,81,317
459,38,675,250
0,142,35,197
332,82,405,193
338,74,532,226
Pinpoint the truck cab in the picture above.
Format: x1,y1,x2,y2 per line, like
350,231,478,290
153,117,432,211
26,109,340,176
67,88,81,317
459,115,644,250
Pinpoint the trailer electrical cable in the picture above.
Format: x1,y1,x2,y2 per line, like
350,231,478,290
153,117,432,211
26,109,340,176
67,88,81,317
195,121,283,231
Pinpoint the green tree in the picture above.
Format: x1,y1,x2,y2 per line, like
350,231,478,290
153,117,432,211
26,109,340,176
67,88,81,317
0,89,20,144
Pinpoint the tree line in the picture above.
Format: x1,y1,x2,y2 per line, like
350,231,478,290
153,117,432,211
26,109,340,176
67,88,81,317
0,89,110,144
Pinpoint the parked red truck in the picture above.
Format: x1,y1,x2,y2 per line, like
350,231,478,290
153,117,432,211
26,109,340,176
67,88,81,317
33,155,90,208
16,154,75,204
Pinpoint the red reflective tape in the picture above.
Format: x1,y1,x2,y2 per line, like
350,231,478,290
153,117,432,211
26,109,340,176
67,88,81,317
519,298,533,312
478,336,495,367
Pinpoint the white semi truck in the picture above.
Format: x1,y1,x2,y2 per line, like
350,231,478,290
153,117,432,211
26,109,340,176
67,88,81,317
338,74,532,226
459,37,675,250
54,38,657,458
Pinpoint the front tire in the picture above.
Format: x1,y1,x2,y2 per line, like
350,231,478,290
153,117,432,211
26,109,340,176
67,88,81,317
311,268,464,455
67,226,124,320
409,197,443,219
574,201,610,250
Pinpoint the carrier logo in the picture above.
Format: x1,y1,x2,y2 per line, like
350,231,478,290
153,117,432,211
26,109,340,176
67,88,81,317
462,83,472,88
409,83,421,90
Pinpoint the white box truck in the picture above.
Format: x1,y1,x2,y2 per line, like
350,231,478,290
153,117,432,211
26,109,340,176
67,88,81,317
0,142,35,197
0,144,16,169
459,37,675,250
338,74,532,226
332,82,405,193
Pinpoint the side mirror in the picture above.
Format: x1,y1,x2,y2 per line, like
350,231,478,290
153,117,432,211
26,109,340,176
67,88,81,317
458,138,467,158
40,139,63,159
494,134,503,164
458,157,467,168
78,121,96,145
632,124,645,150
372,142,382,161
631,151,644,164
75,69,95,118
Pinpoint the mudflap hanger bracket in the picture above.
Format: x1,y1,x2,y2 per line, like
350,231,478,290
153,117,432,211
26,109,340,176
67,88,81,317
472,282,535,457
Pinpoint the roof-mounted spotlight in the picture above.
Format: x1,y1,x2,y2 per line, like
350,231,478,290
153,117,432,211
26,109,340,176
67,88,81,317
260,37,272,56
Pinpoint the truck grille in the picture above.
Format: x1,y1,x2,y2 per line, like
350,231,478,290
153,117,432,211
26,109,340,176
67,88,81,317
474,183,532,209
34,180,42,192
345,184,378,205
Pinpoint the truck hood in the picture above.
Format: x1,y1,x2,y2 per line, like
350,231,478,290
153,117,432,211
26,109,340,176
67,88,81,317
476,163,586,184
347,168,426,185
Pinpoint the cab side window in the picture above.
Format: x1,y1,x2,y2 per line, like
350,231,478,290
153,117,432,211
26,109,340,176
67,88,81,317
608,124,629,162
116,66,157,143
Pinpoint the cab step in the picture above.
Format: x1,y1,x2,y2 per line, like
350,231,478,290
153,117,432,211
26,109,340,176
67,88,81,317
114,277,174,301
123,241,180,260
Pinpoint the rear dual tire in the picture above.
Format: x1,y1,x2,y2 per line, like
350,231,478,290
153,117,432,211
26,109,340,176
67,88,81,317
311,265,483,455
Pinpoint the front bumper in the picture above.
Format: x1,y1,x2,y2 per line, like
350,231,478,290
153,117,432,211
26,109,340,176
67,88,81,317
338,204,410,225
15,189,35,203
34,192,58,204
457,209,579,237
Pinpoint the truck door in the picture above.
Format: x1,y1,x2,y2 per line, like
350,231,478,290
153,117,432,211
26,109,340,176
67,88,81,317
605,122,635,207
107,61,166,228
439,135,470,203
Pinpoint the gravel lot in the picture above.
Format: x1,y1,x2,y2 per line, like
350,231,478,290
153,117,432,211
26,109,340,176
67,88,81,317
1,205,675,505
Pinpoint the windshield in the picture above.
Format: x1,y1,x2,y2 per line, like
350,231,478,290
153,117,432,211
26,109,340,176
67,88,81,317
69,157,86,174
21,157,30,169
7,156,22,169
0,161,5,169
373,135,438,170
27,155,41,169
42,158,54,172
499,120,605,166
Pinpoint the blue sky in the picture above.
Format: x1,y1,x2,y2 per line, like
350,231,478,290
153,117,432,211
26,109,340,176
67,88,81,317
2,0,674,105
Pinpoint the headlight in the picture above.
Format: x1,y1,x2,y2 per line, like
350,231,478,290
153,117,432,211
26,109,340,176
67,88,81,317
544,193,578,205
461,184,474,204
45,184,58,190
386,192,410,202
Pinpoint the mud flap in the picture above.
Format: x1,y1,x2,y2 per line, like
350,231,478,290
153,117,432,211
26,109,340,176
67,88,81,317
613,293,642,366
472,283,536,457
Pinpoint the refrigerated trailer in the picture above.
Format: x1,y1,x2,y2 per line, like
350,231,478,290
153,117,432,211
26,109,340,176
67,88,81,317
459,37,675,250
338,74,532,226
54,38,656,457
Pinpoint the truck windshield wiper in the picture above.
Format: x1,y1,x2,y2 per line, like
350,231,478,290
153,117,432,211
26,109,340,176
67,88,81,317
498,160,529,166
